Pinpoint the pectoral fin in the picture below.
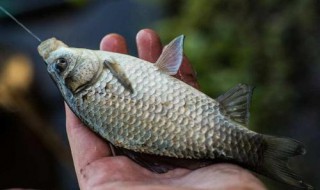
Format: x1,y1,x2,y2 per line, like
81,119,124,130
217,84,253,127
155,35,184,75
104,59,134,93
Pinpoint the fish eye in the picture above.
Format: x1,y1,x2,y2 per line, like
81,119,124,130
55,58,68,73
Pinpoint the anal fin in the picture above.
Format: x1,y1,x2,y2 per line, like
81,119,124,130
110,145,214,173
217,84,253,127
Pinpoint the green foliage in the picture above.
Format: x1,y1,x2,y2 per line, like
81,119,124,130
156,0,318,133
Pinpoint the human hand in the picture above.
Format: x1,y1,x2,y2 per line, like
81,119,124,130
65,29,266,190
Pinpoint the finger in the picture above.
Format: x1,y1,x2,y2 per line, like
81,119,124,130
100,33,128,54
136,29,163,62
174,57,200,89
65,104,111,186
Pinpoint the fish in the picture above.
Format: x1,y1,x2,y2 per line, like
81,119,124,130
37,36,312,189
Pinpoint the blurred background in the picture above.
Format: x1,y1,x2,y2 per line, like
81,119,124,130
0,0,319,189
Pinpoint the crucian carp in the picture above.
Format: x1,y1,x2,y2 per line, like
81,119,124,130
38,36,312,189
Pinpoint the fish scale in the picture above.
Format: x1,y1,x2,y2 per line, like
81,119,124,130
38,37,312,189
71,58,259,164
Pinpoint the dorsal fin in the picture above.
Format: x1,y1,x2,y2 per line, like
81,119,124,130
155,35,184,75
217,84,253,127
103,59,134,93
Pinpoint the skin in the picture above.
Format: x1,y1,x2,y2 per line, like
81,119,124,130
65,29,267,190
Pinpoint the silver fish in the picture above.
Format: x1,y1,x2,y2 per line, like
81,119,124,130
38,36,312,189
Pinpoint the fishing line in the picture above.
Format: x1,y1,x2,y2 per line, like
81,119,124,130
0,6,42,42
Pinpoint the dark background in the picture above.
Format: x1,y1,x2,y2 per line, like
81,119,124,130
0,0,319,189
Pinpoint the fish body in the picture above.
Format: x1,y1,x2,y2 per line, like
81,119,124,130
38,36,312,189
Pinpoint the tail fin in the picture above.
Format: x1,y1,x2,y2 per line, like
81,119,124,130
260,136,313,189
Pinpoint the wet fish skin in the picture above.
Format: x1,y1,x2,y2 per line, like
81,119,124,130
40,38,259,161
38,37,312,189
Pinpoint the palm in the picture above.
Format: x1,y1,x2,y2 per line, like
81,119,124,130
77,155,263,190
66,29,266,190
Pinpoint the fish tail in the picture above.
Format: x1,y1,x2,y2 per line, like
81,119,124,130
260,135,313,189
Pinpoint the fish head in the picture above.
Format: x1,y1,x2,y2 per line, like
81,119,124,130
38,38,102,96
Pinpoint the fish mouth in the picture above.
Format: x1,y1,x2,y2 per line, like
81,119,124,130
37,37,68,62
